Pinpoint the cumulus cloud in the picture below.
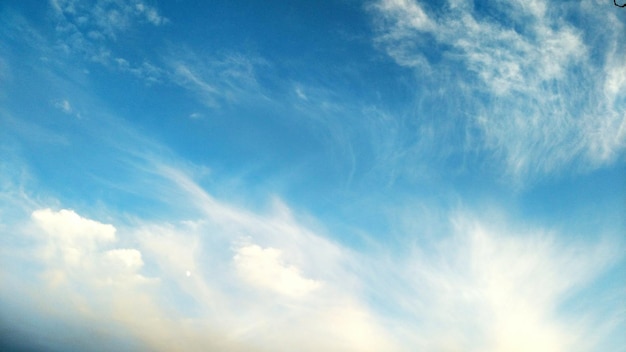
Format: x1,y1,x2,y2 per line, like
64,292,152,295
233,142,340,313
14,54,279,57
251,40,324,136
32,208,116,264
30,208,152,288
234,243,321,297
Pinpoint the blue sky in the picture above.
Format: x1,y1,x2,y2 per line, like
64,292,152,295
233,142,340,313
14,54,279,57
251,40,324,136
0,0,624,351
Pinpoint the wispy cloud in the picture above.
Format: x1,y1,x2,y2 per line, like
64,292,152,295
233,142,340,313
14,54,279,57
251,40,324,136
1,1,623,350
50,0,168,38
167,51,267,108
54,99,73,114
380,212,623,351
0,147,622,351
49,0,168,80
370,0,626,181
0,167,400,351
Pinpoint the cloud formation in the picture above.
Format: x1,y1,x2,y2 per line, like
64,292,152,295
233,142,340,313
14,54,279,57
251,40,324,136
1,158,622,351
54,99,73,114
1,1,624,351
371,0,626,180
30,208,151,287
50,0,168,38
234,243,322,297
49,0,167,81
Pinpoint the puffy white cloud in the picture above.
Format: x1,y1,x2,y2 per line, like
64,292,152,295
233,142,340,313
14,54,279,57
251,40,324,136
30,208,150,288
32,208,116,265
104,248,143,271
234,243,321,297
32,208,115,241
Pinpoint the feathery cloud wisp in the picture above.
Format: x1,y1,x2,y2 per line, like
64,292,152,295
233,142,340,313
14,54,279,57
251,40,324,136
371,0,626,180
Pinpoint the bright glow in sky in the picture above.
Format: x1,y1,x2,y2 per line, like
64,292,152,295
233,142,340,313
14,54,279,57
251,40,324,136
1,0,625,351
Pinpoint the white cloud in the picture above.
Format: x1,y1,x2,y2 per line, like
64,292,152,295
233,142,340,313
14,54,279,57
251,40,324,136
30,208,152,288
118,58,164,83
135,2,168,26
32,208,115,242
373,0,434,32
32,208,116,265
294,86,308,100
49,0,168,80
371,0,626,180
173,63,219,105
1,105,623,351
135,222,201,281
234,243,321,297
54,99,73,114
119,164,626,351
168,51,264,108
104,248,143,271
0,154,623,351
371,210,624,352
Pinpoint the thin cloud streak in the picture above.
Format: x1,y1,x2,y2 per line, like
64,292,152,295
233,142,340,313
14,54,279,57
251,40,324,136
166,50,268,108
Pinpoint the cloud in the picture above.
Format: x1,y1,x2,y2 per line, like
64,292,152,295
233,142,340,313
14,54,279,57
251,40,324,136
365,209,624,352
294,85,308,100
48,0,168,80
1,5,624,346
370,0,626,181
1,153,623,351
32,208,115,241
234,243,321,297
29,208,153,289
114,58,164,83
0,153,405,350
168,51,265,108
43,1,262,103
103,248,143,271
54,99,73,114
134,2,168,26
51,0,168,36
53,99,83,118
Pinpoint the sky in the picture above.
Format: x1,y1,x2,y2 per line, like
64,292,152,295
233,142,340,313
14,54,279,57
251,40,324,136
0,0,625,351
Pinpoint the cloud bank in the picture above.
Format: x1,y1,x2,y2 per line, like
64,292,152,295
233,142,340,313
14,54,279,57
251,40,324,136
0,157,623,351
